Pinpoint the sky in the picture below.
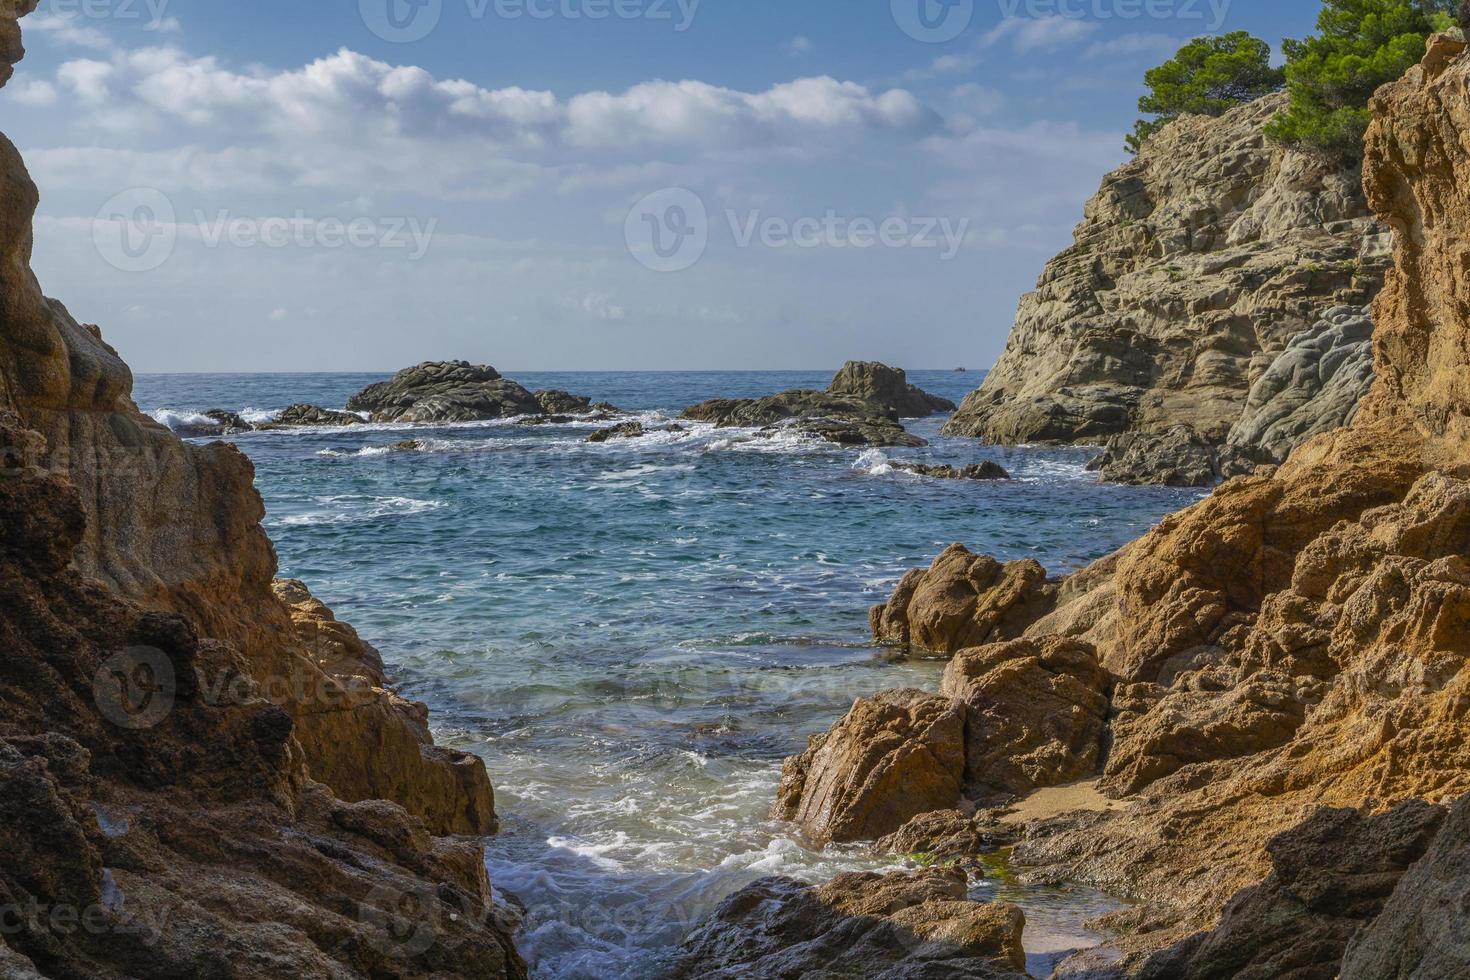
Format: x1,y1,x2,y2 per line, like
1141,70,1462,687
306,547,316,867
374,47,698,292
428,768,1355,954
3,0,1322,373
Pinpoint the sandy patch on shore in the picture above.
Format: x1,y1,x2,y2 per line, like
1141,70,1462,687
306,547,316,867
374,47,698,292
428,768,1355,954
1000,781,1116,825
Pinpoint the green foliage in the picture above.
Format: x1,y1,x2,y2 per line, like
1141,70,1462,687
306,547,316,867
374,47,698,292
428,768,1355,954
1127,32,1285,155
1267,0,1458,156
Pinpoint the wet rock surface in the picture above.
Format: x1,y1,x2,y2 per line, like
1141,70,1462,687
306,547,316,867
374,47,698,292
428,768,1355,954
675,867,1028,980
897,461,1011,481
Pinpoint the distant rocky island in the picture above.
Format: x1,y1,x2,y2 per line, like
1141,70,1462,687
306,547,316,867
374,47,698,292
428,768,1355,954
944,91,1390,486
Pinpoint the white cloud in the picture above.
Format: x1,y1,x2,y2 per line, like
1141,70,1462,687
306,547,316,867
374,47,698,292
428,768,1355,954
269,307,287,321
10,78,58,105
979,16,1100,54
27,13,115,51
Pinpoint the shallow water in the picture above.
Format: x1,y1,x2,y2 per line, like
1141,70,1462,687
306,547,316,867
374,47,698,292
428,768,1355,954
134,370,1198,978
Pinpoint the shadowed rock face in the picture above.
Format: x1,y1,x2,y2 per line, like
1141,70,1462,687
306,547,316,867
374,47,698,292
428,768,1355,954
681,361,952,448
675,867,1028,980
945,91,1391,484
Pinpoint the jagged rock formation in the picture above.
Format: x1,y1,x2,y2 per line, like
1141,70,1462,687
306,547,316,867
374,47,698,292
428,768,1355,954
786,35,1470,977
1086,425,1221,487
869,544,1058,656
944,91,1393,485
682,361,951,448
269,403,366,428
675,867,1027,979
1,8,520,974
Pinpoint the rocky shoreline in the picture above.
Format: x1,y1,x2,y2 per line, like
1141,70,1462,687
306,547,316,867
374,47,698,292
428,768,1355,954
681,33,1470,979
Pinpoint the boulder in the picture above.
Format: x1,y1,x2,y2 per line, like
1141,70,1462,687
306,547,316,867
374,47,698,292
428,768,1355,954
897,462,1011,481
675,867,1028,980
533,389,592,415
940,638,1111,799
944,92,1390,480
346,361,543,423
774,689,966,845
870,544,1058,656
873,809,1005,859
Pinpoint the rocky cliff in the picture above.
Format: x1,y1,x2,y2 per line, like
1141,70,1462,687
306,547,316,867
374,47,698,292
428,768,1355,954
762,34,1470,978
944,92,1393,486
1,6,521,975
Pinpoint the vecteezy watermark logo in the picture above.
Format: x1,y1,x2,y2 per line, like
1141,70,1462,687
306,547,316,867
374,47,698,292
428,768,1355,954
892,0,974,43
360,0,443,43
93,646,176,730
93,188,177,274
625,188,709,273
40,0,175,31
625,188,971,270
362,0,700,42
994,0,1233,30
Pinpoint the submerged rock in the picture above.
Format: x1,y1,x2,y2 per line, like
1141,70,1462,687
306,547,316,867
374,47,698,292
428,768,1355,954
674,867,1028,979
681,361,949,448
897,461,1011,481
586,421,645,443
773,689,966,845
870,544,1058,656
269,403,367,428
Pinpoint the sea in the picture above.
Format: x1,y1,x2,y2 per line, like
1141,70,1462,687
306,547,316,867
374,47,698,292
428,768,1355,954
133,370,1202,978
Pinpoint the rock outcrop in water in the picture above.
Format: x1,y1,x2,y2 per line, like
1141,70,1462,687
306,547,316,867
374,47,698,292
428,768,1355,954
346,361,620,424
896,461,1011,481
676,867,1028,979
682,361,952,448
0,8,521,974
770,34,1470,978
943,91,1393,485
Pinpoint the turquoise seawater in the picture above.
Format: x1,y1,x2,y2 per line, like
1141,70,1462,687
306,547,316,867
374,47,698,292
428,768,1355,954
133,371,1200,978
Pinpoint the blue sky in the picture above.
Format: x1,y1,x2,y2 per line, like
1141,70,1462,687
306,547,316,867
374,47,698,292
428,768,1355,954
5,0,1321,372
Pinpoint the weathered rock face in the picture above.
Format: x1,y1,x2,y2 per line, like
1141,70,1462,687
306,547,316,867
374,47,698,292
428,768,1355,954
940,638,1110,799
675,867,1028,980
945,92,1392,484
1341,794,1470,979
827,361,957,418
1219,305,1375,477
347,361,543,423
681,361,951,448
0,12,516,974
869,544,1058,656
586,421,644,443
774,689,966,845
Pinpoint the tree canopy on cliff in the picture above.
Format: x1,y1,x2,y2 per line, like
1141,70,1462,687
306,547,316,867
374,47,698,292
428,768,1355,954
1127,33,1285,154
1267,0,1458,156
